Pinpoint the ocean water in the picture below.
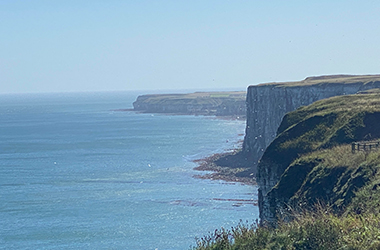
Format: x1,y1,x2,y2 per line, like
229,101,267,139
0,92,258,250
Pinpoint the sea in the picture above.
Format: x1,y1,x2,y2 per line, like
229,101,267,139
0,91,259,250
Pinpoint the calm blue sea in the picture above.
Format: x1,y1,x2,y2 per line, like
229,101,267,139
0,92,258,250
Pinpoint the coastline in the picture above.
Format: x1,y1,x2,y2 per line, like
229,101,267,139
193,150,256,185
114,109,246,121
116,109,252,183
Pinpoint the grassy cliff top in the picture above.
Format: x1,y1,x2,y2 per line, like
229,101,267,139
277,91,380,134
262,92,380,168
254,74,380,87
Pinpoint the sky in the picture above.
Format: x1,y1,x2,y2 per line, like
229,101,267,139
1,0,380,94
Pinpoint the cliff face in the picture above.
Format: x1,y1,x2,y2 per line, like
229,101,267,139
243,76,380,169
255,89,380,224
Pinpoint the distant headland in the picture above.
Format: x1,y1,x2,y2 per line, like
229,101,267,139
132,91,246,119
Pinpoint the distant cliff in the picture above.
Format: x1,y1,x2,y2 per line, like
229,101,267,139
242,75,380,170
132,91,246,117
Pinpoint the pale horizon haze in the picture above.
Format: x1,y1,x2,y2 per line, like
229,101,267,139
1,1,380,94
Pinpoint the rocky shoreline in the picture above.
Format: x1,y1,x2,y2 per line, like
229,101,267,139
193,150,256,185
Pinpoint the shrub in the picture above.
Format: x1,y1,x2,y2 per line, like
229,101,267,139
191,210,380,250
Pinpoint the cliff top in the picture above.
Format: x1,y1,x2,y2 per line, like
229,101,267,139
255,74,380,87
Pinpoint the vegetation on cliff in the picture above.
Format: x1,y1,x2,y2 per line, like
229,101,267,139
263,92,380,168
192,209,380,250
259,92,380,218
192,91,380,249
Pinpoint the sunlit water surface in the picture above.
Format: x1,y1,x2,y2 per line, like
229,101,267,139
0,92,258,250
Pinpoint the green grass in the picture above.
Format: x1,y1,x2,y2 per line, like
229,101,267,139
191,208,380,250
285,145,380,211
304,144,367,170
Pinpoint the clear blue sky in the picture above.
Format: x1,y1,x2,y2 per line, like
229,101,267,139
1,0,380,93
